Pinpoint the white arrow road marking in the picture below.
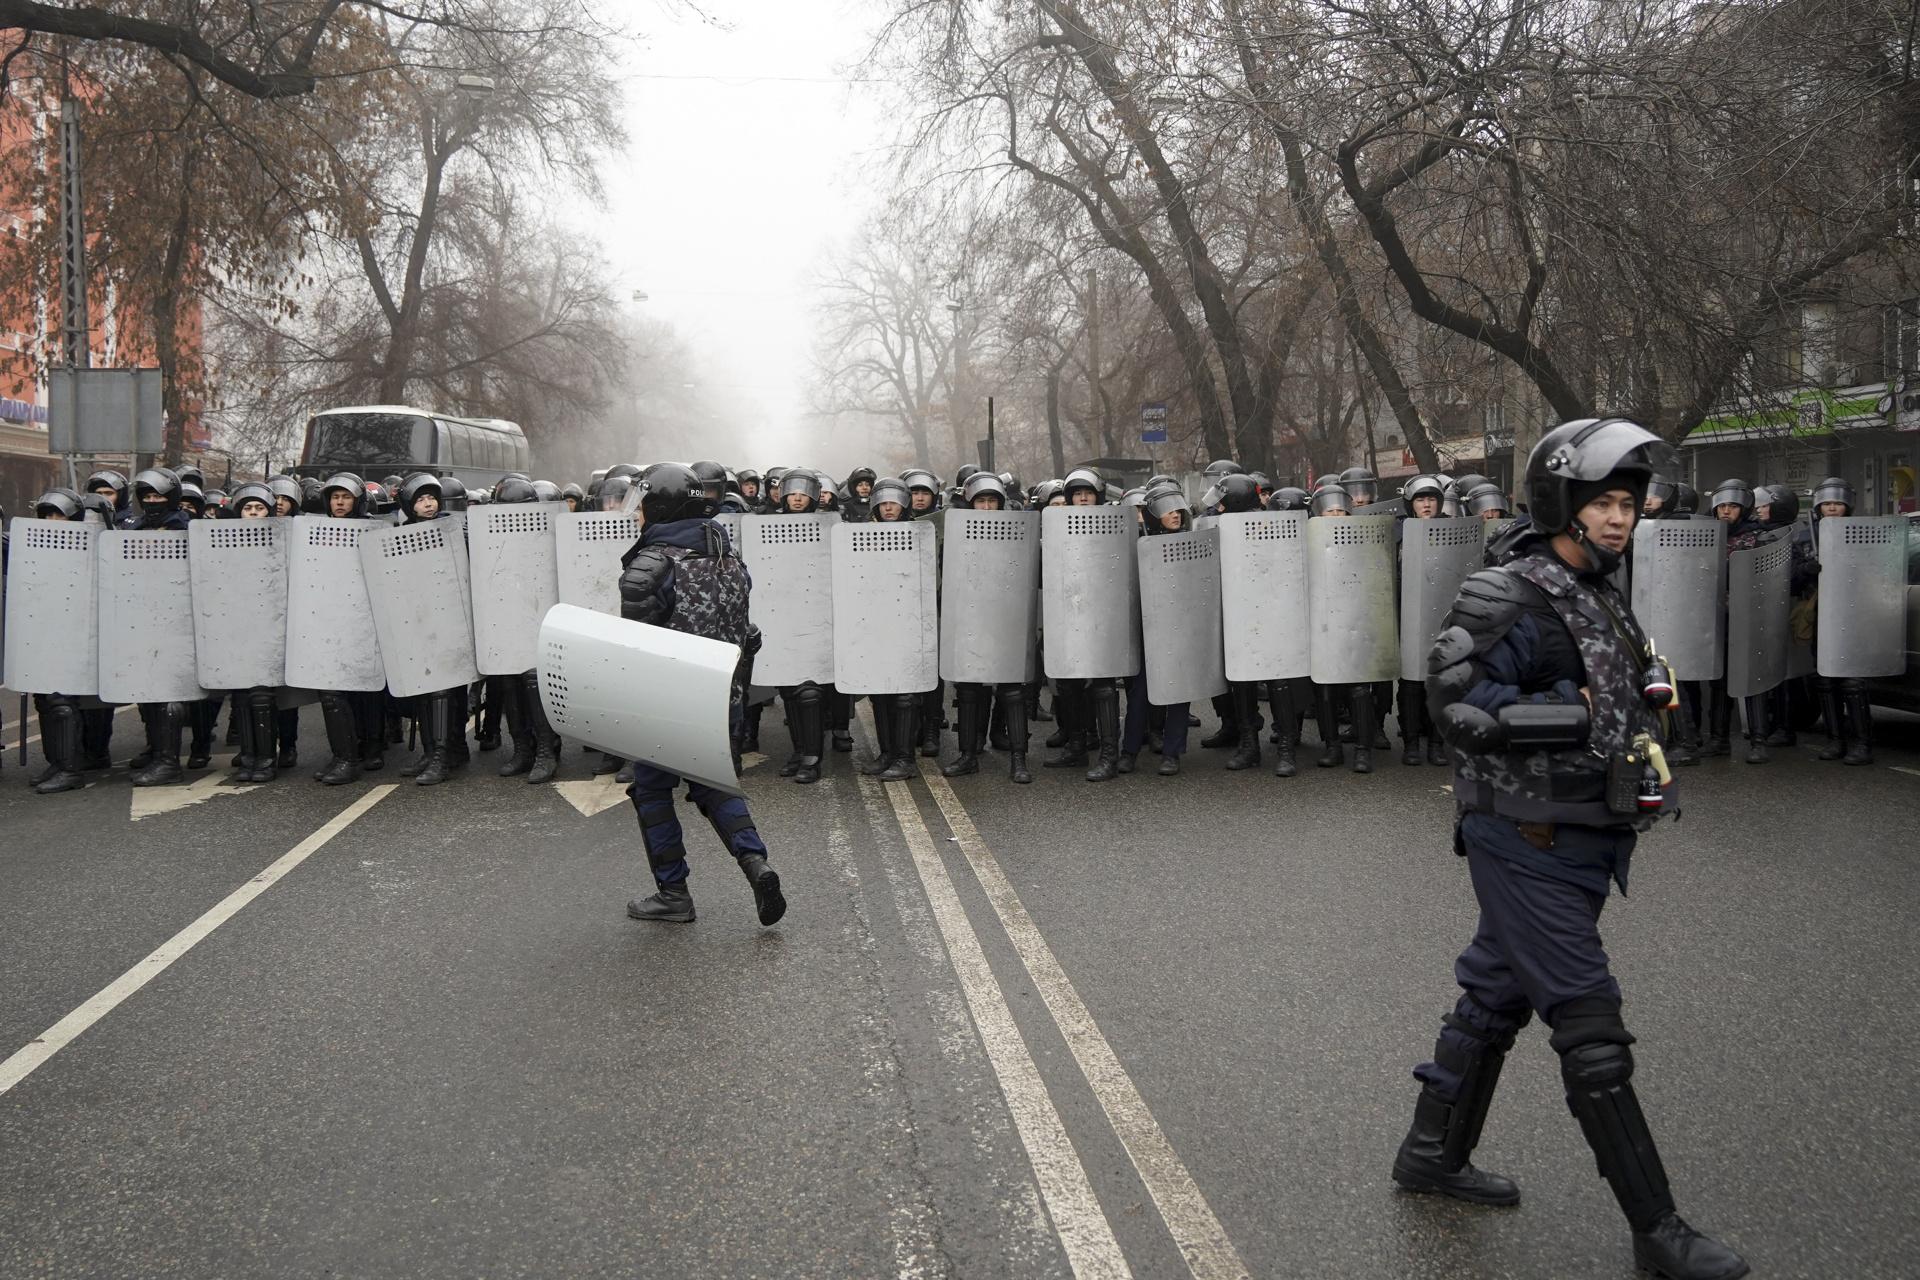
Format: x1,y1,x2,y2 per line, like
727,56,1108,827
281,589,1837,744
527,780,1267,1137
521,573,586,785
1891,765,1920,778
1,785,397,1097
129,769,265,822
555,775,629,818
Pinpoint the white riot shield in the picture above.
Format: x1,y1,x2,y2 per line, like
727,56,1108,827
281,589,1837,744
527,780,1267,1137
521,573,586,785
1400,519,1486,680
1137,529,1228,705
1817,516,1909,678
831,521,937,694
97,531,203,703
1218,511,1309,681
189,519,289,689
555,511,637,618
285,517,385,692
1041,505,1142,678
2,517,99,695
743,513,835,686
1630,519,1725,679
1725,536,1792,698
714,512,744,554
537,603,742,796
359,521,479,698
939,510,1040,684
470,501,563,675
1307,517,1398,684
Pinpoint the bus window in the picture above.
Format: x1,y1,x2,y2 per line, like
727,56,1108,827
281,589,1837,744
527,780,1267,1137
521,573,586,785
302,412,433,469
431,419,451,466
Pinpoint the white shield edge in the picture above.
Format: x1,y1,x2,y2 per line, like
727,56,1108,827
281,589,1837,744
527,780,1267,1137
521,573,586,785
3,517,99,695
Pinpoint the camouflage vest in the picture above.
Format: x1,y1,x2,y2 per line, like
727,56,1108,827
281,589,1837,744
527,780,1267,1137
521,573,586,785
654,526,751,648
1454,550,1662,827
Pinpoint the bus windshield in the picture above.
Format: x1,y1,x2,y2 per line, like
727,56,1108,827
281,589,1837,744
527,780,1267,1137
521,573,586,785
302,413,434,468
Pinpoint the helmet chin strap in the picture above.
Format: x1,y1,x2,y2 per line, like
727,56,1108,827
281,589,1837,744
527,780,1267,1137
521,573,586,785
1569,518,1622,574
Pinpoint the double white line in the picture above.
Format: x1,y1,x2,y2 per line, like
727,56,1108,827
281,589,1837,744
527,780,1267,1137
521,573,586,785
856,708,1248,1280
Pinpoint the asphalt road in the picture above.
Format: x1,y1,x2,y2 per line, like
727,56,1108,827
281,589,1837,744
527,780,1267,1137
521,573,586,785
2,694,1916,1279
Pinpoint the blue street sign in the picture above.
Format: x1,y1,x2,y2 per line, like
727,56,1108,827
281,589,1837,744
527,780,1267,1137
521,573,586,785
1140,401,1167,445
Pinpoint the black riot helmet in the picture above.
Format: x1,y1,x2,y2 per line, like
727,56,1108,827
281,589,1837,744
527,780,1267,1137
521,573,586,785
494,476,538,504
737,467,763,495
228,482,274,517
1524,417,1672,540
779,468,822,513
604,462,642,483
1339,466,1378,504
1062,467,1104,503
1758,483,1799,525
560,482,585,511
868,476,912,518
1451,473,1491,501
900,467,940,495
399,472,444,522
440,475,469,512
954,463,982,488
382,474,404,493
530,479,562,504
86,468,129,507
717,492,751,514
77,493,115,524
1310,484,1352,516
203,487,229,514
636,462,707,524
132,468,181,511
963,472,1009,509
1464,483,1510,518
33,487,83,520
1204,473,1262,514
1645,474,1678,510
689,460,728,502
1203,458,1244,481
1311,472,1341,492
1671,481,1698,516
599,475,632,510
176,464,205,490
175,481,204,515
1708,478,1753,523
1810,476,1854,516
362,480,394,515
320,472,366,517
1400,474,1448,511
266,475,302,516
300,476,324,513
1267,486,1310,511
1144,486,1191,530
1032,478,1066,508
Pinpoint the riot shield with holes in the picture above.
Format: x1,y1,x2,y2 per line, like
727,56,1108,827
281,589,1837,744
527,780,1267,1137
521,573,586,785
1400,519,1486,680
189,518,289,689
1307,517,1397,684
469,502,563,675
1041,505,1142,679
1816,516,1909,678
1137,528,1228,704
360,520,479,698
713,512,744,554
1726,534,1791,698
555,511,637,618
1217,511,1308,682
2,517,99,695
1630,518,1725,679
97,530,203,703
831,520,937,694
939,509,1041,684
538,603,742,796
285,517,385,691
743,512,835,686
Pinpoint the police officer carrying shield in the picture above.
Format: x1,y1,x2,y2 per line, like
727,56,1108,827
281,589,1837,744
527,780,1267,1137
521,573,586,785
116,470,195,786
394,473,471,786
1392,419,1746,1280
619,463,786,928
940,472,1035,784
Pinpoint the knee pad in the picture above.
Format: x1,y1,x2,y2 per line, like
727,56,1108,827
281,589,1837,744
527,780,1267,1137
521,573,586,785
792,683,824,711
1550,995,1637,1089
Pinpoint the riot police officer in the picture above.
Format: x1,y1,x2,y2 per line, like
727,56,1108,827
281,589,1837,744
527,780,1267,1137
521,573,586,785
115,470,195,786
1806,477,1873,765
842,466,877,522
394,473,471,786
1045,467,1126,779
1307,483,1376,773
1263,485,1312,776
767,470,830,784
1200,472,1267,769
308,474,388,785
1119,487,1197,776
487,476,564,784
618,463,785,928
940,472,1035,784
1393,418,1746,1280
23,489,90,793
1397,474,1452,766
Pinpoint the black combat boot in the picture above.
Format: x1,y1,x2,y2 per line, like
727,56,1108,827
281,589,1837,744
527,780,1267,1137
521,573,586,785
987,690,1010,752
918,684,944,757
399,695,434,778
187,698,215,770
1225,683,1261,770
1816,680,1845,760
792,685,825,784
1200,691,1236,749
1667,691,1701,767
130,702,185,787
1314,684,1343,768
1741,696,1770,764
628,883,696,924
1702,680,1732,757
477,678,503,751
738,854,787,926
244,689,279,783
315,693,361,786
521,673,562,784
879,698,919,782
1045,684,1088,768
743,700,763,753
1084,682,1121,783
1267,682,1299,778
830,690,854,753
275,707,299,771
1763,684,1795,746
496,679,535,777
860,695,899,776
34,700,85,794
941,685,983,777
414,690,456,786
1000,686,1032,784
1841,683,1874,766
234,694,263,782
1350,685,1376,774
1398,679,1424,766
356,693,386,772
1392,1019,1521,1206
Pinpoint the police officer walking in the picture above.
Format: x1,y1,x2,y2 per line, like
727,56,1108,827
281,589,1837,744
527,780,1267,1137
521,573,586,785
1392,419,1747,1280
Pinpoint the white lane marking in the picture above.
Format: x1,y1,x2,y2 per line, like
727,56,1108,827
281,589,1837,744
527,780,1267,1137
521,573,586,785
876,763,1132,1279
129,768,263,821
555,775,629,817
921,767,1251,1280
0,786,398,1098
1891,766,1920,778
